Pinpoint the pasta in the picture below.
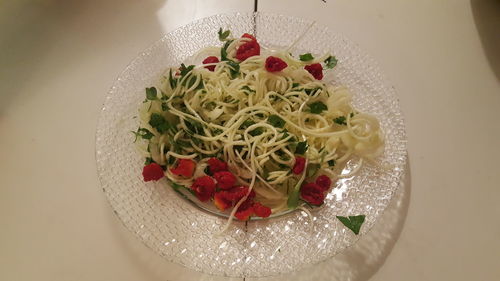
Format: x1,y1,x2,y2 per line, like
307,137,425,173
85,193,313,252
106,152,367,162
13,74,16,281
135,29,384,226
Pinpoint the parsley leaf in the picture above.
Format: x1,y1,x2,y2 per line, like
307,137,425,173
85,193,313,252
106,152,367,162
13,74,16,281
333,116,347,125
185,119,204,135
146,87,157,100
241,85,256,94
324,56,338,69
221,40,233,61
328,159,336,167
304,87,321,95
249,127,264,136
295,141,308,155
149,113,171,134
168,69,177,89
144,157,154,165
267,114,286,128
336,215,366,235
161,102,169,112
179,63,195,77
218,28,231,41
132,128,154,142
308,101,328,114
292,82,300,88
299,53,314,61
226,60,240,79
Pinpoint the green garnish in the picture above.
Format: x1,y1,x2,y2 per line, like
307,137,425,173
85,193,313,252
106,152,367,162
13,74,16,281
309,101,328,114
304,87,321,95
146,87,157,100
333,116,347,125
218,28,231,41
168,69,177,89
179,63,195,77
144,157,154,165
267,114,286,128
132,128,154,141
226,60,240,79
185,119,204,135
295,141,308,155
241,85,256,94
286,177,301,209
221,40,233,61
292,82,300,88
328,159,336,167
149,113,172,134
299,53,314,61
336,215,366,235
324,56,338,69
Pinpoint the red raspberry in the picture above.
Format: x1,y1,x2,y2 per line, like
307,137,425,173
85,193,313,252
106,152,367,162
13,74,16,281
253,202,271,218
214,191,232,211
214,171,236,190
265,56,288,72
235,198,255,221
304,63,324,80
190,176,216,202
292,156,306,175
170,159,196,178
202,56,219,71
236,34,260,61
300,182,325,205
223,186,254,202
241,33,257,41
315,175,332,191
207,158,228,174
142,163,164,182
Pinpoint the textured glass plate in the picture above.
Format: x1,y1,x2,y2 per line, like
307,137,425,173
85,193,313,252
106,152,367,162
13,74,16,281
96,12,407,277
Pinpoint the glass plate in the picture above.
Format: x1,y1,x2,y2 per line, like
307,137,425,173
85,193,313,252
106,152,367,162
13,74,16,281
96,12,407,277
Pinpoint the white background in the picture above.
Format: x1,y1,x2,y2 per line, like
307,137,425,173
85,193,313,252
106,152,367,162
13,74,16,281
1,0,499,280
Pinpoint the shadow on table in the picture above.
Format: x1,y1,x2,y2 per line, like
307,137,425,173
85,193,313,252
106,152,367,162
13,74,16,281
250,158,412,281
470,0,500,81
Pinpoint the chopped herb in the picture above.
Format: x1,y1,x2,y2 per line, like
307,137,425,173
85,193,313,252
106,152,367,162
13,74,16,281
179,63,195,77
218,28,231,41
292,82,300,88
249,127,264,136
299,53,314,61
204,166,212,176
304,87,321,95
336,215,366,235
149,113,171,134
241,85,256,94
286,177,301,209
267,114,286,128
295,141,308,155
333,116,347,125
306,163,321,178
212,128,223,135
226,60,240,79
240,119,255,129
328,159,336,167
175,139,192,148
350,112,355,118
168,155,175,165
220,40,233,61
132,128,154,142
309,101,328,114
324,56,338,69
168,69,177,89
144,157,154,165
146,87,158,100
161,102,168,111
185,119,204,135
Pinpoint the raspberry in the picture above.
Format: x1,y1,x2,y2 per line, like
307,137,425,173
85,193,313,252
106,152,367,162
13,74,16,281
265,56,288,72
300,182,325,206
253,202,271,218
190,176,216,202
142,163,164,182
202,56,219,72
207,158,228,174
236,34,260,61
315,175,332,191
170,159,196,178
304,63,324,80
214,171,236,189
292,156,306,175
214,191,231,211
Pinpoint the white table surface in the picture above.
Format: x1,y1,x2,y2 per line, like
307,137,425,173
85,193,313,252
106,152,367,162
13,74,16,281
1,0,499,280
